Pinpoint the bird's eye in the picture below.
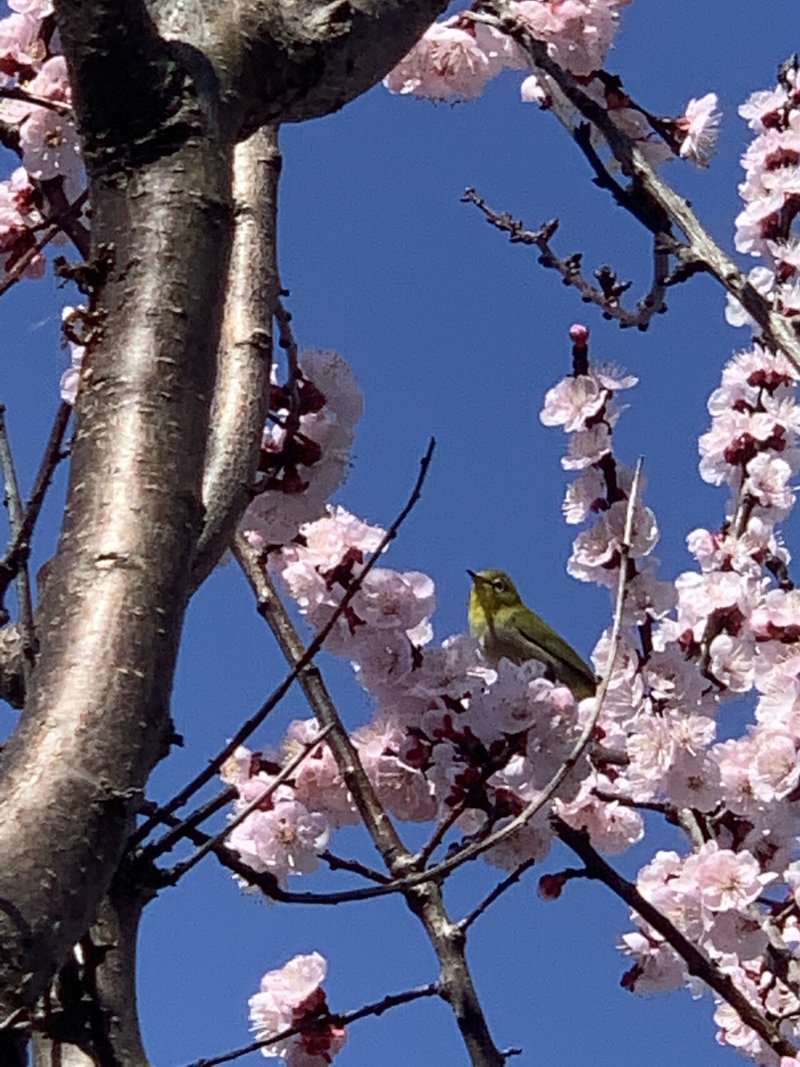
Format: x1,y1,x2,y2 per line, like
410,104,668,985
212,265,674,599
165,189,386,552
493,580,506,593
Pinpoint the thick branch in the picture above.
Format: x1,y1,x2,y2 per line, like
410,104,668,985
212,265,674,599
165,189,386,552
554,818,798,1060
205,0,450,133
192,124,281,585
55,0,202,171
0,34,233,1022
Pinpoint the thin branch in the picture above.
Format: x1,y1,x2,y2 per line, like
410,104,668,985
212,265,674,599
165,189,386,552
185,984,439,1067
130,438,436,849
459,859,538,932
0,407,35,667
0,190,89,299
161,724,334,884
320,851,391,884
37,178,91,259
0,401,72,606
0,86,72,115
234,542,408,869
274,296,302,443
462,188,667,330
553,817,798,1060
136,786,236,863
591,788,679,819
192,125,281,586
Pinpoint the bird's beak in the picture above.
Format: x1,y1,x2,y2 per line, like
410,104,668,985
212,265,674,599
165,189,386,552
466,569,478,583
466,570,488,587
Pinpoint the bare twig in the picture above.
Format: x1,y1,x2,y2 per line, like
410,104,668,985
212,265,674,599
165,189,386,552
320,851,391,884
554,817,798,1060
137,786,236,863
459,859,538,932
0,407,34,665
462,188,667,330
185,983,439,1067
274,296,303,442
37,178,91,259
0,402,72,606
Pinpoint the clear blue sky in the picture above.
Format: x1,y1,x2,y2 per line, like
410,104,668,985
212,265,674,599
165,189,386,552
2,3,799,1064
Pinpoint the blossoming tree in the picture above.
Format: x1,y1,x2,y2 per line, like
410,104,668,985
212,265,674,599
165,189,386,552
1,2,800,1066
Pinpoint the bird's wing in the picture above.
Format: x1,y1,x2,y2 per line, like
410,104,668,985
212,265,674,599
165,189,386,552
515,615,595,688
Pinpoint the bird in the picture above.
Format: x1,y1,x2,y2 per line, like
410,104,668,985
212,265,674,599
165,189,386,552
467,568,596,699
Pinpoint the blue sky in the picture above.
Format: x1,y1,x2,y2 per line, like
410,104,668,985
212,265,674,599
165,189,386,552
2,2,800,1064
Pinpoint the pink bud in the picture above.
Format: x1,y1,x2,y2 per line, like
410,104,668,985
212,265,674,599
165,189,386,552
569,323,590,345
538,872,566,900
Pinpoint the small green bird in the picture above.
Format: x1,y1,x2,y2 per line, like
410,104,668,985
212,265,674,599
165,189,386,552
467,568,596,699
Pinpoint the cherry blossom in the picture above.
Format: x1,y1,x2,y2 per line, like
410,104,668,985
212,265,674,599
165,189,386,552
677,93,721,165
249,953,346,1066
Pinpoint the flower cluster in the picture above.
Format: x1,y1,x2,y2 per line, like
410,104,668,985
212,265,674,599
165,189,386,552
0,2,84,279
384,1,628,101
225,478,608,880
728,58,800,328
241,351,364,548
533,325,800,1063
249,953,346,1066
384,3,719,167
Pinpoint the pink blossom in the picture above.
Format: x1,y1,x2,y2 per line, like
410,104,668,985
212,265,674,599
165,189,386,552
227,785,330,887
556,778,643,854
19,106,82,182
540,373,608,432
0,12,45,74
9,0,53,15
744,452,794,511
619,930,686,993
60,330,85,404
677,93,721,165
0,165,43,277
520,73,550,106
354,721,436,821
735,193,786,255
515,0,624,78
713,972,767,1058
483,812,553,870
740,87,790,130
282,720,358,828
561,424,613,469
249,953,346,1066
384,21,497,102
242,351,363,546
693,842,773,912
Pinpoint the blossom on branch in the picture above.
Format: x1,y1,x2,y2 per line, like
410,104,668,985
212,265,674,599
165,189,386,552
249,953,346,1065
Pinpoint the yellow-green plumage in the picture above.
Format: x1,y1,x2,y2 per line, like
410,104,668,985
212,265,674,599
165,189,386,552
467,568,596,699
